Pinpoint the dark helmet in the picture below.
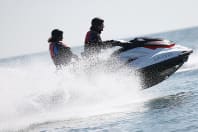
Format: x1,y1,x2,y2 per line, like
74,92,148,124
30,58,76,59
51,29,63,38
91,17,104,26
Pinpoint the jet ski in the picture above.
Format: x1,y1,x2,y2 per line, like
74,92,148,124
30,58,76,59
110,37,193,88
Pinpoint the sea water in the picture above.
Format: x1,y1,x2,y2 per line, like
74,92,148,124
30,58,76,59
0,27,198,132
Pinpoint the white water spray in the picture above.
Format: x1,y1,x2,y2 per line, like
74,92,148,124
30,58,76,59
0,52,143,131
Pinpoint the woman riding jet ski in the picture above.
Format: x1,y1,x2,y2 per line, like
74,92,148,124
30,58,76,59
48,29,78,68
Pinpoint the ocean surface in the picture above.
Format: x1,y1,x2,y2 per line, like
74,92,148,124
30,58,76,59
0,27,198,132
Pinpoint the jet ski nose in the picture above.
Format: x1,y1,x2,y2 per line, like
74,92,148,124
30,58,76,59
181,49,193,55
179,49,193,62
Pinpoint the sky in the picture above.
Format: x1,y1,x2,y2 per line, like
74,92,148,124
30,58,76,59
0,0,198,58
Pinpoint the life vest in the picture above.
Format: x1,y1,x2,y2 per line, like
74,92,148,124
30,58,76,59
84,31,102,55
49,42,73,66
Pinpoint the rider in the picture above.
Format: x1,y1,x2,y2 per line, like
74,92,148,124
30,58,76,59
84,17,110,56
48,29,78,68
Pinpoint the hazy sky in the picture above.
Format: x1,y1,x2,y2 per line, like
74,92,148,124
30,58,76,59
0,0,198,58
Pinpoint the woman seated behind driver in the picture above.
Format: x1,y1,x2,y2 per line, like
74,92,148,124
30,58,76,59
48,29,78,68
